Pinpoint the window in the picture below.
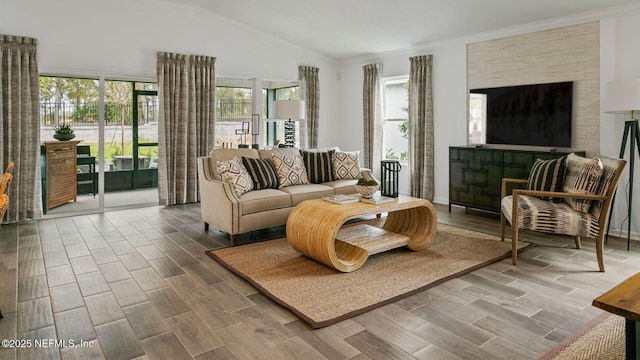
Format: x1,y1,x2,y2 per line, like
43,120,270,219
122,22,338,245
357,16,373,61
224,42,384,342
262,81,299,148
215,78,253,148
382,76,409,162
38,76,160,214
39,76,158,172
468,93,486,145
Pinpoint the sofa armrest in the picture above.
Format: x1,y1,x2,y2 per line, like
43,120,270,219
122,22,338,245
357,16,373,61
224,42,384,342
197,156,241,234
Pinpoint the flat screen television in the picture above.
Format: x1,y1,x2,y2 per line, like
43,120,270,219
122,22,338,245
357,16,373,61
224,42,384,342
470,82,573,148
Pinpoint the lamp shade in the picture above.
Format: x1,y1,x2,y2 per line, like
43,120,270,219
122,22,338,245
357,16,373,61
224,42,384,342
603,79,640,114
274,100,305,120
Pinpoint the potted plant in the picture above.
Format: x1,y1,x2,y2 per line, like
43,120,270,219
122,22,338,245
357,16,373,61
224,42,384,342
355,178,379,199
53,124,75,141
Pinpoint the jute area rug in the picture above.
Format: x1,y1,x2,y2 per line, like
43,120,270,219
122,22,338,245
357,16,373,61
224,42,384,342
540,312,625,360
206,222,532,329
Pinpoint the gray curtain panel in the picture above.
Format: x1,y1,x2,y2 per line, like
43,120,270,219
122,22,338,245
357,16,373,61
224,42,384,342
299,66,319,149
408,55,434,200
157,52,216,206
362,63,383,177
0,35,42,222
189,55,216,202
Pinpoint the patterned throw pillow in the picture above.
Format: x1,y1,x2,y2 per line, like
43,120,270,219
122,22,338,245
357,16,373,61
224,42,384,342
333,151,362,180
301,150,335,184
562,153,604,213
242,157,279,190
216,157,253,196
271,154,309,188
527,156,567,202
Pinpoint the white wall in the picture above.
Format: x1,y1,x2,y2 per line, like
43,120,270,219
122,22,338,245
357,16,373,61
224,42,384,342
335,44,467,204
0,0,340,146
335,8,640,240
601,10,640,241
2,0,640,239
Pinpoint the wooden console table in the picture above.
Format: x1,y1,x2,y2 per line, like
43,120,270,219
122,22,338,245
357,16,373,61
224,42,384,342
41,140,80,212
449,146,584,213
286,196,437,272
592,272,640,359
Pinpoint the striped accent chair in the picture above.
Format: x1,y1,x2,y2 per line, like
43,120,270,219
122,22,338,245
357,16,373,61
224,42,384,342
500,154,626,272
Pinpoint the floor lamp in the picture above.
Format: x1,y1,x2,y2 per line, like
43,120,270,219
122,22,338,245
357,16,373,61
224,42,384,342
604,79,640,250
274,100,305,148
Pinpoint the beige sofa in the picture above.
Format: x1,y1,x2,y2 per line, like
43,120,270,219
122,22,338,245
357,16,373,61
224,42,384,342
196,147,374,245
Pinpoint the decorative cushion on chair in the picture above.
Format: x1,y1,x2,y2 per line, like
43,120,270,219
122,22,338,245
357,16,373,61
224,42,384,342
333,151,362,180
590,156,623,219
527,156,567,202
216,157,254,196
501,194,600,239
242,157,279,190
301,149,335,184
272,154,309,188
563,153,604,213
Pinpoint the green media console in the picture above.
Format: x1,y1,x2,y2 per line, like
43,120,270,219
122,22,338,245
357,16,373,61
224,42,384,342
449,146,585,213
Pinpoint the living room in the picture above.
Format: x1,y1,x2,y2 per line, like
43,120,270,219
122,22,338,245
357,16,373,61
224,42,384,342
3,0,640,359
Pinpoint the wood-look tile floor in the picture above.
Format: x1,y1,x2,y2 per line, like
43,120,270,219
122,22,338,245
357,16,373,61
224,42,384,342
0,203,639,360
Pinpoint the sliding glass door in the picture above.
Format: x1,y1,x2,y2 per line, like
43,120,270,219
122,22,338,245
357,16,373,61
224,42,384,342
39,76,159,215
132,88,158,190
103,81,158,209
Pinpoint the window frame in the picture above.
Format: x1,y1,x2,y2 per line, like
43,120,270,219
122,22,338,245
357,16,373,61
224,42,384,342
215,79,254,148
381,75,410,163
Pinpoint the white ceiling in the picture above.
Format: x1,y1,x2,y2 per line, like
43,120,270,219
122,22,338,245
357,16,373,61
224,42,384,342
164,0,640,60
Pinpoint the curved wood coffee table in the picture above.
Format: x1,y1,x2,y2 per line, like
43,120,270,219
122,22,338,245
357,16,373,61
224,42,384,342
286,196,437,272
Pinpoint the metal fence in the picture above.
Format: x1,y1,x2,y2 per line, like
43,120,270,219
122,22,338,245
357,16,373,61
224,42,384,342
216,98,252,120
41,98,253,126
40,101,158,127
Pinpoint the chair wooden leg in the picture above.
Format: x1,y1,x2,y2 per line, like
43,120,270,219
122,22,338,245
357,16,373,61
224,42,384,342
204,222,209,232
511,195,519,265
511,224,519,265
596,233,605,272
500,212,506,242
574,236,581,249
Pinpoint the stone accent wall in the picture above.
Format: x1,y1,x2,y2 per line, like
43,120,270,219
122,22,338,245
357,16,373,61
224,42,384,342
467,21,600,156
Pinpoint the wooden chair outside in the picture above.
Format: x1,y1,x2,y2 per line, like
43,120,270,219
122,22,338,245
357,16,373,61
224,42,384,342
500,155,626,272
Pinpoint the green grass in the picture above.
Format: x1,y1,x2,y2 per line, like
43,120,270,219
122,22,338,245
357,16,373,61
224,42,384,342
80,140,158,165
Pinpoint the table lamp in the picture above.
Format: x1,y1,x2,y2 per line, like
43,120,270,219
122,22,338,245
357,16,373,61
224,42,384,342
274,100,305,148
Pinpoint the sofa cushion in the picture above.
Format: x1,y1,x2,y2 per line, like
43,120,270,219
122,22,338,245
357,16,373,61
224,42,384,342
563,153,604,213
279,183,335,206
240,189,291,215
323,179,358,195
301,149,336,184
258,147,301,161
216,157,254,196
272,154,309,188
242,157,279,190
209,148,259,178
502,194,600,239
527,156,567,202
333,150,363,180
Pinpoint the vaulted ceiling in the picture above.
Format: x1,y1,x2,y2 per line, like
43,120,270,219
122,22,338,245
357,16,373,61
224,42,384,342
159,0,639,60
